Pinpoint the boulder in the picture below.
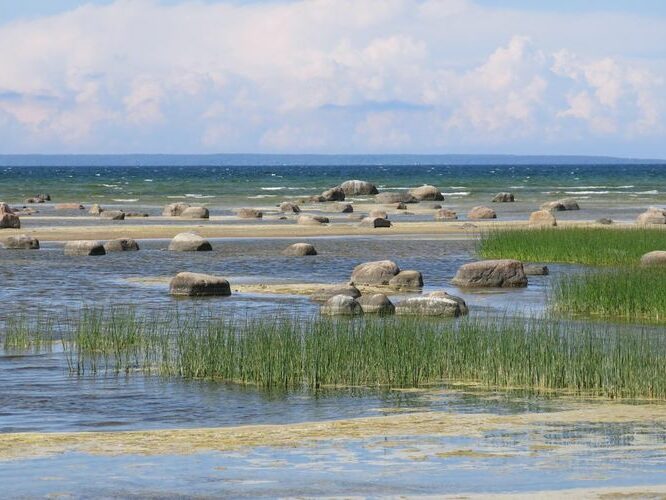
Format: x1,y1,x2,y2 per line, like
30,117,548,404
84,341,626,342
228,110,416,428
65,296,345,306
559,198,580,210
396,202,407,210
0,202,14,214
596,218,613,225
452,259,527,288
409,185,444,201
637,207,666,225
395,293,468,317
180,206,210,219
375,192,418,204
0,213,20,229
168,232,212,252
55,203,84,210
434,208,458,221
523,264,549,276
360,217,392,228
2,234,39,250
428,291,469,315
25,194,49,204
297,215,329,225
169,272,231,297
340,180,379,196
279,202,301,213
104,238,140,252
357,294,395,314
237,208,263,219
310,284,361,302
100,210,125,220
541,198,580,212
492,192,515,202
468,206,496,219
64,240,106,256
320,295,363,316
89,204,104,215
282,243,317,256
320,187,346,202
368,209,388,219
388,270,423,289
640,251,666,267
529,210,557,227
334,203,354,213
162,203,190,216
351,260,400,285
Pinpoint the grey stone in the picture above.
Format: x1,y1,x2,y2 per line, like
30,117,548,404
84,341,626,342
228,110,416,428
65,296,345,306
408,185,444,201
351,260,400,285
180,206,209,219
388,270,423,289
168,232,212,252
640,251,666,266
360,217,392,228
375,192,418,204
492,192,515,202
395,294,468,317
64,240,106,256
452,259,527,288
3,234,39,249
162,203,190,216
237,208,263,218
357,294,395,314
340,180,379,196
320,295,362,315
310,284,361,302
282,243,317,256
468,206,497,219
100,210,125,220
523,264,549,275
169,272,231,296
104,238,140,252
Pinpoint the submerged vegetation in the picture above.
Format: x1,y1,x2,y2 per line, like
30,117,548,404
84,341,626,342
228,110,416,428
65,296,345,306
3,309,666,399
479,227,666,266
553,267,666,324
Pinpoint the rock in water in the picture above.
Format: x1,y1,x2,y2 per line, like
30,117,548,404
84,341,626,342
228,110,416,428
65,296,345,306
282,243,317,256
468,206,497,219
351,260,400,285
368,209,388,219
320,295,363,315
452,259,527,288
162,203,190,216
89,204,104,215
279,202,301,213
64,241,106,256
529,210,557,227
169,272,231,296
0,213,20,229
339,180,379,196
388,270,423,289
492,192,515,202
360,217,392,228
375,192,418,204
434,208,458,220
408,185,444,201
100,210,126,220
310,284,361,302
523,264,549,275
541,198,580,212
428,291,469,315
3,234,39,249
357,294,395,314
104,238,140,252
637,207,666,225
395,293,468,317
236,208,263,219
168,232,212,252
334,203,354,213
640,251,666,266
297,215,329,225
319,187,346,202
180,206,209,219
55,203,84,210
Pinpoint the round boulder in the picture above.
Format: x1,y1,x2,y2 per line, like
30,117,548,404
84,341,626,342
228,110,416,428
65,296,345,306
452,259,527,288
468,206,497,220
357,294,395,314
3,234,39,250
375,192,418,204
55,203,84,210
310,284,361,302
163,203,190,216
360,217,392,228
395,293,468,317
0,213,20,229
100,210,125,220
428,291,469,315
169,272,231,296
64,241,106,256
529,210,557,227
351,260,400,285
320,187,346,202
279,202,301,213
434,208,457,221
388,270,423,289
180,206,209,219
320,295,362,316
282,243,317,256
408,185,444,201
168,232,212,252
89,204,104,215
334,203,354,213
237,208,263,219
104,238,140,252
640,251,666,266
492,192,515,202
637,207,666,225
340,180,378,196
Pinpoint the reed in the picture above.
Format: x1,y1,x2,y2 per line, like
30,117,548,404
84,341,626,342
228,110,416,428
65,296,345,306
479,227,666,266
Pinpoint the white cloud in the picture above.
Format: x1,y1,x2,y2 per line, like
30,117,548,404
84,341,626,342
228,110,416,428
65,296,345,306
0,0,664,154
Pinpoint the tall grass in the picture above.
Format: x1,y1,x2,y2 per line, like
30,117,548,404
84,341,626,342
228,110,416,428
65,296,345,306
479,227,666,266
12,309,662,399
553,267,666,324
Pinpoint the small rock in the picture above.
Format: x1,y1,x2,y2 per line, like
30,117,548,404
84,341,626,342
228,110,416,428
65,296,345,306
529,210,557,227
395,294,468,317
452,259,527,288
468,206,497,219
55,203,84,210
100,210,126,220
104,238,140,252
375,192,418,204
492,192,515,202
408,185,444,201
596,217,613,225
640,251,666,266
523,264,549,276
64,241,106,256
434,208,458,220
351,260,400,285
168,232,212,252
279,202,301,213
357,294,395,314
237,208,263,219
320,295,363,316
282,243,317,256
162,203,190,216
180,206,210,219
368,209,388,219
297,215,329,225
432,204,442,210
126,212,150,217
334,203,354,213
310,284,361,302
388,270,423,289
2,234,39,250
169,272,231,296
541,198,580,212
396,202,407,210
340,180,379,196
320,187,346,202
89,204,104,215
360,217,392,228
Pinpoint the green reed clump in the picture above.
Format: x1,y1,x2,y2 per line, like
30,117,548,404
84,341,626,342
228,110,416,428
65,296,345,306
59,310,666,399
553,267,666,323
479,227,666,266
2,314,55,351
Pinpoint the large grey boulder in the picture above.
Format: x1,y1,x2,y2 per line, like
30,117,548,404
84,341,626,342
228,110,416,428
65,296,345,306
180,206,209,219
529,210,557,227
360,217,392,228
104,238,140,252
428,291,469,315
640,251,666,266
3,234,39,249
637,207,666,225
310,284,361,302
492,192,515,202
297,215,329,225
320,295,362,316
279,202,301,213
452,259,527,288
357,294,395,314
168,232,212,252
162,203,190,216
408,185,444,201
375,192,418,204
340,180,378,196
0,213,20,229
395,293,468,317
100,210,126,220
282,243,317,256
237,208,263,219
64,240,106,256
320,187,346,202
169,272,231,296
541,198,580,212
351,260,400,285
388,270,423,289
468,206,496,219
434,208,457,220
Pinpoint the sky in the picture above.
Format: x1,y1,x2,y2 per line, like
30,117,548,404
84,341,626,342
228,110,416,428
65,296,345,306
0,0,665,157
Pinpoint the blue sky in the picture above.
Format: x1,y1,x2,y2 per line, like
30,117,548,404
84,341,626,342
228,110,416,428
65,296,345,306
0,0,665,156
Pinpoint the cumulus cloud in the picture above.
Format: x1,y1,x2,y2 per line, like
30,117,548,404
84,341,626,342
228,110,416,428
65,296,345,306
0,0,664,154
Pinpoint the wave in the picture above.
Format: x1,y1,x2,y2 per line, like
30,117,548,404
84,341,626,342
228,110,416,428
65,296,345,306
564,191,610,195
248,194,278,199
636,190,659,195
112,198,138,202
185,194,215,199
442,191,470,196
261,187,286,191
